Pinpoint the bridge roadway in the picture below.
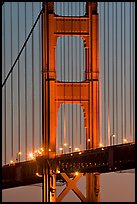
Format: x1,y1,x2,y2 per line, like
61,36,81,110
2,142,135,189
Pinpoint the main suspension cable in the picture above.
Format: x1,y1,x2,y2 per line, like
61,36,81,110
2,4,44,88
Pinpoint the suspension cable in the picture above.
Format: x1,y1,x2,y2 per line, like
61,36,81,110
91,3,94,149
55,2,58,153
24,2,27,160
124,2,126,142
63,3,66,150
10,2,13,160
75,3,78,149
103,2,106,145
115,2,118,144
132,3,135,141
2,4,44,88
79,2,82,149
17,2,21,159
32,2,34,153
107,2,110,146
129,2,132,141
99,2,102,147
3,4,6,164
39,2,42,148
112,2,115,145
121,2,123,143
71,2,74,151
67,2,71,152
60,2,63,150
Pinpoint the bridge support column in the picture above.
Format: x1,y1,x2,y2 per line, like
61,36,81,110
50,171,56,202
43,167,50,202
42,2,100,202
86,173,100,202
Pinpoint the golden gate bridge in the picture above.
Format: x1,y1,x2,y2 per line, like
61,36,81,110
2,2,135,202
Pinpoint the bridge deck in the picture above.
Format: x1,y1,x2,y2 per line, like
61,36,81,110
2,142,135,189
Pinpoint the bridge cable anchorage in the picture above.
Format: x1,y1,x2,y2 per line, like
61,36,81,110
2,3,45,88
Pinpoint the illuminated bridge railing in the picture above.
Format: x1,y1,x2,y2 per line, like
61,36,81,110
2,142,135,189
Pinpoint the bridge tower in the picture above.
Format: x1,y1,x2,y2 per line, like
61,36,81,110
42,2,100,202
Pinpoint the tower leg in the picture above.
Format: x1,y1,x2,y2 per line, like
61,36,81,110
86,173,100,202
43,167,50,202
50,171,56,202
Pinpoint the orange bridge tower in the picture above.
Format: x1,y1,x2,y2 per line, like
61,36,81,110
42,2,100,202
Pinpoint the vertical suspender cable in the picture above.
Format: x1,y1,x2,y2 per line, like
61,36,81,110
75,3,78,148
132,3,135,140
68,2,70,150
121,3,123,143
112,3,115,145
17,2,21,156
71,2,73,151
115,3,118,144
88,2,93,149
63,3,66,148
39,2,42,147
10,3,13,160
24,2,27,160
60,3,63,150
91,3,94,149
99,3,102,146
79,2,82,148
32,2,34,152
129,2,132,140
45,3,50,201
3,5,6,164
41,3,45,201
124,3,126,142
55,2,57,152
103,3,106,145
107,2,110,146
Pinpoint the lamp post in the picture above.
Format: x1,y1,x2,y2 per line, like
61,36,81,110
111,134,116,145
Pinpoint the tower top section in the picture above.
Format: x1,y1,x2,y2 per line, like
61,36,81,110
43,2,98,15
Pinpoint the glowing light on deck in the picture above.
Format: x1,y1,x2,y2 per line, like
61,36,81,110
63,143,67,147
36,172,43,177
29,152,34,159
99,143,103,147
79,152,82,154
40,147,44,152
75,147,80,152
10,160,14,164
123,138,128,143
56,169,60,174
75,171,79,176
59,147,63,154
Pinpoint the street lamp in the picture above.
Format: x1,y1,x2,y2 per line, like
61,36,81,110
110,134,116,145
123,138,128,143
